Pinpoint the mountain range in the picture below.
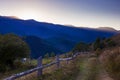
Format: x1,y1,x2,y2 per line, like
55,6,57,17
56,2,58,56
0,16,119,58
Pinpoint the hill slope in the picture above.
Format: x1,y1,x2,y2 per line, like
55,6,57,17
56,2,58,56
0,16,119,58
23,36,62,58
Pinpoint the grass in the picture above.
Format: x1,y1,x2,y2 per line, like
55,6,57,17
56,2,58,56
15,55,83,80
36,58,80,80
0,58,53,80
1,54,102,80
76,55,99,80
0,64,34,80
30,57,54,66
100,48,120,80
42,58,53,65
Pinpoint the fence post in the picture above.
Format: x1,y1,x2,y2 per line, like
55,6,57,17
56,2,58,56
56,54,60,68
72,53,74,60
66,54,69,64
37,56,42,77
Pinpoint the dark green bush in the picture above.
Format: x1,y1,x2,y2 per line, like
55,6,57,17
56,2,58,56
73,42,89,52
0,34,30,72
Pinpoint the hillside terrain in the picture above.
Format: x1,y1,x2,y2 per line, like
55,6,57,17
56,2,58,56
0,16,119,58
111,34,120,46
1,34,120,80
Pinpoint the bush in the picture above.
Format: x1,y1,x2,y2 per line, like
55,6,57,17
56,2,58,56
105,38,116,47
73,42,89,52
0,64,7,72
0,34,30,72
101,48,120,80
14,60,23,69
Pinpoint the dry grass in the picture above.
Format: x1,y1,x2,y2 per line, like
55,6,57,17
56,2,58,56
0,57,55,80
76,56,99,80
100,47,120,80
7,55,83,80
36,58,80,80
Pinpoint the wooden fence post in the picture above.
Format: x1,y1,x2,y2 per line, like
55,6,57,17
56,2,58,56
37,56,42,77
56,54,60,68
66,54,69,64
72,54,74,60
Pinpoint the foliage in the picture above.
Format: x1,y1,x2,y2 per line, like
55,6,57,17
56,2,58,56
37,59,79,80
101,48,120,80
65,52,73,57
73,42,89,52
50,52,55,57
105,38,116,47
44,53,49,59
0,34,30,72
78,57,98,80
93,38,102,51
42,58,52,65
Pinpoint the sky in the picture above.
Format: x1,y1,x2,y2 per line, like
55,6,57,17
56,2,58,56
0,0,120,30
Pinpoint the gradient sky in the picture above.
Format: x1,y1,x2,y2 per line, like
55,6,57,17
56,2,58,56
0,0,120,30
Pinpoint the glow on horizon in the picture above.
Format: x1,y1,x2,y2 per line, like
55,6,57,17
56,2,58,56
0,0,120,30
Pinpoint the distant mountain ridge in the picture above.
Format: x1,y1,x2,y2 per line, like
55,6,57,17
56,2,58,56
97,27,118,32
0,16,119,58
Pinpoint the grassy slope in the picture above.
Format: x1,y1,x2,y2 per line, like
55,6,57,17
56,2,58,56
1,54,114,80
14,55,84,80
0,58,54,80
32,56,81,80
76,54,114,80
76,55,99,80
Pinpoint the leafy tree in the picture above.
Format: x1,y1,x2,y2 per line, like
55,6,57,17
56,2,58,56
73,42,89,52
105,38,116,47
0,34,30,72
93,38,102,51
44,53,49,59
50,52,55,57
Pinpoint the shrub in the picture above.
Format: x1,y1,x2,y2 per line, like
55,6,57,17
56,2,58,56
0,34,30,72
14,60,23,69
101,48,120,80
72,42,89,52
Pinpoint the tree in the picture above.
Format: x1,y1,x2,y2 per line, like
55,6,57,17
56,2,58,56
105,38,116,47
44,53,49,59
0,34,30,72
93,38,102,51
50,52,55,57
72,42,89,52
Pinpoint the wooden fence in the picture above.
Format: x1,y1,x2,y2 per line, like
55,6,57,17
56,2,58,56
4,52,81,80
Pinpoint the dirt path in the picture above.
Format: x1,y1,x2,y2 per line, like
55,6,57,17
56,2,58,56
76,56,113,80
76,57,98,80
